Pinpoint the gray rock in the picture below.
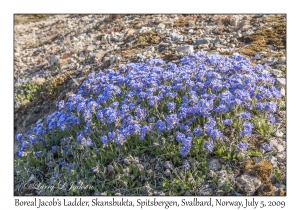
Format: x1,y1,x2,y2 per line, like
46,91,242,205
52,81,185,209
215,43,225,48
31,77,45,85
280,88,285,96
255,54,261,60
245,29,254,36
230,15,240,26
218,170,228,186
101,34,110,44
208,159,221,171
275,184,286,190
235,31,243,38
206,51,220,57
236,174,262,195
157,23,165,30
230,44,236,48
176,45,194,54
278,56,286,64
265,156,278,168
275,78,286,89
198,44,209,49
196,38,210,45
271,69,283,77
275,130,284,138
87,45,95,52
170,33,184,42
50,55,59,66
269,137,285,153
276,152,286,163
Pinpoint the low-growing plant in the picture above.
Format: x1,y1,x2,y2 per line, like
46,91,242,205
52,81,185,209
15,52,282,195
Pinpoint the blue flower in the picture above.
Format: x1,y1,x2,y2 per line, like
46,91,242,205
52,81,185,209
240,112,251,120
223,119,233,125
260,143,271,152
237,142,248,151
193,127,202,137
180,145,191,157
204,141,214,153
167,102,176,111
211,129,223,140
266,113,275,124
101,135,109,145
16,134,22,142
176,132,185,142
58,100,64,110
182,161,190,170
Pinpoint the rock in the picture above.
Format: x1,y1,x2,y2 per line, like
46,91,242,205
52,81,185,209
101,34,110,44
125,29,136,38
271,69,283,77
255,54,261,60
265,156,278,168
31,77,45,85
278,56,286,64
87,45,95,52
188,29,194,33
276,152,286,163
275,130,284,138
275,184,286,190
215,43,225,48
269,137,285,153
236,174,262,195
170,33,184,42
245,29,254,36
218,170,228,186
208,159,221,171
95,51,106,62
188,20,195,27
262,57,278,65
196,38,210,45
230,15,240,26
230,44,236,48
275,78,286,89
280,87,285,96
50,55,59,66
157,23,165,30
198,44,209,49
235,31,243,38
176,45,194,54
206,51,220,57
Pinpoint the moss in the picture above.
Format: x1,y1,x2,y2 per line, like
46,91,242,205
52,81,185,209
257,183,276,196
278,187,285,196
243,159,255,171
250,159,273,183
135,31,160,46
238,48,256,56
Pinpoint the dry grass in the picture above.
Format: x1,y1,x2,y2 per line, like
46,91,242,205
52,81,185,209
14,14,53,25
239,15,286,56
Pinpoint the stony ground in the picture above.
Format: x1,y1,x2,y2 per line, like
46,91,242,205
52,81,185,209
14,14,286,196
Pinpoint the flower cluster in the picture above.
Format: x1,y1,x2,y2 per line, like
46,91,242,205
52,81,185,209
16,52,280,157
